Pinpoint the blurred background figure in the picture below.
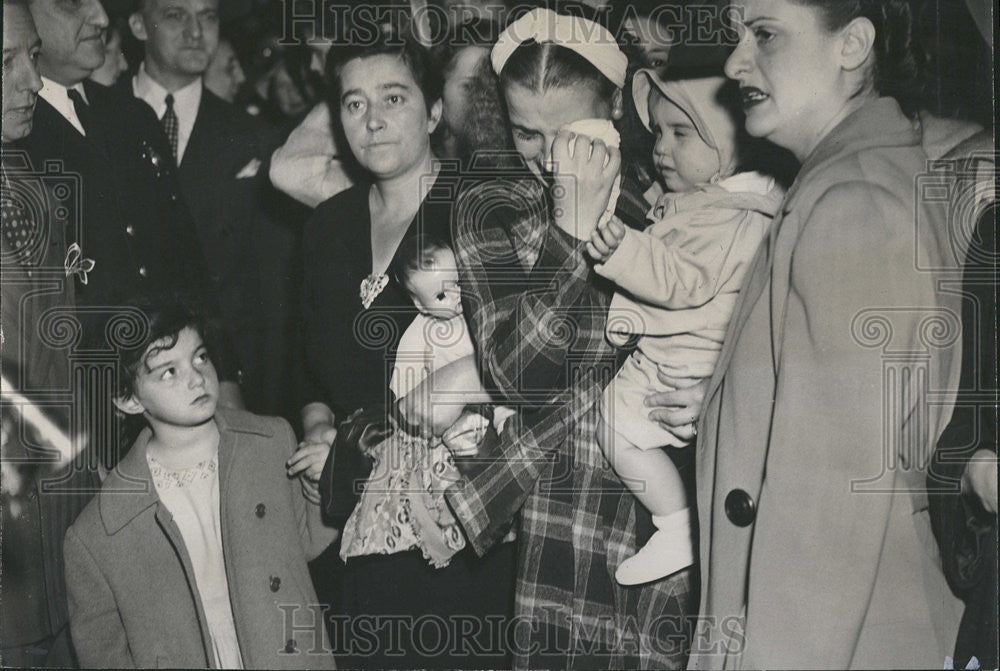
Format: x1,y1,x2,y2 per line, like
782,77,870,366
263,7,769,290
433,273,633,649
203,36,245,103
619,1,673,73
88,20,130,87
430,17,502,159
266,49,316,122
241,38,321,129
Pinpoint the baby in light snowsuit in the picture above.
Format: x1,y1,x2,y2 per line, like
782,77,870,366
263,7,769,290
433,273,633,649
585,69,784,585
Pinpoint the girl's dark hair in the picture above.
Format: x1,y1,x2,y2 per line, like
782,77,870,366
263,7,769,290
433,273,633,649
389,234,452,287
324,27,443,114
115,295,213,400
792,0,926,114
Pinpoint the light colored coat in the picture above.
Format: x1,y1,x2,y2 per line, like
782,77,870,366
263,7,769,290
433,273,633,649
64,408,337,669
689,98,964,669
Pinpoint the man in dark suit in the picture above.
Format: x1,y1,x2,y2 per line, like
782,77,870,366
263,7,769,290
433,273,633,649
125,0,293,415
1,1,99,665
12,0,242,452
15,0,201,317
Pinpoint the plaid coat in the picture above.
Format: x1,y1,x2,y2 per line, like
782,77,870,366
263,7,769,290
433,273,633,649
445,170,694,670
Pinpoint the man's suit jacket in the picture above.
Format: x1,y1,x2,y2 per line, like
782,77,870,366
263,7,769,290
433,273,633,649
174,88,277,327
123,80,293,414
689,98,964,669
11,80,209,319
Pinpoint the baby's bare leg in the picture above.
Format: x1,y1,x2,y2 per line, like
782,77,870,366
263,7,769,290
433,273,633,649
598,415,694,584
597,415,686,515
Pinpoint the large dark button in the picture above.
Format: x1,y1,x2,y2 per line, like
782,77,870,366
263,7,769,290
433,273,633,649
725,489,755,527
284,639,297,654
269,575,281,592
255,503,266,518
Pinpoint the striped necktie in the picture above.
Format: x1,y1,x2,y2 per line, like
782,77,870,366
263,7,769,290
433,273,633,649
161,93,179,159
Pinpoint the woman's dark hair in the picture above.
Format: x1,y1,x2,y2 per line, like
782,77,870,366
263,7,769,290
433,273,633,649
115,295,214,400
389,234,452,288
792,0,926,114
324,27,443,114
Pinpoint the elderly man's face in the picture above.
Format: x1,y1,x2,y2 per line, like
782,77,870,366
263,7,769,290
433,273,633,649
29,0,108,86
3,2,44,142
131,0,220,84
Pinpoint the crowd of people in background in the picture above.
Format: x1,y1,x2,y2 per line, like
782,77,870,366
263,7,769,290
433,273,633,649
1,0,995,669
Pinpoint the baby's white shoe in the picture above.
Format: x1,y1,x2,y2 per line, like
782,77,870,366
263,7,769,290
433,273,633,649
615,508,694,586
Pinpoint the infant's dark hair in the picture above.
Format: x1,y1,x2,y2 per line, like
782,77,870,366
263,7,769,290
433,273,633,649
389,234,453,288
115,294,213,400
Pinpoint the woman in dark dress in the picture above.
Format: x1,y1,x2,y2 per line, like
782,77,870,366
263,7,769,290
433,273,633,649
288,32,514,669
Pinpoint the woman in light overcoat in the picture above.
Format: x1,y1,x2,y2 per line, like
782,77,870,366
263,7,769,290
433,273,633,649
689,2,965,668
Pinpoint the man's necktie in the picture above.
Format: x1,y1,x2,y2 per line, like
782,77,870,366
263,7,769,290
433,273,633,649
161,93,179,159
66,88,93,136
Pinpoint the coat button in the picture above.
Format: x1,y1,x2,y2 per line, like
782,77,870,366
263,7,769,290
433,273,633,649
138,265,147,277
725,489,756,527
125,224,134,236
269,575,281,592
255,503,266,518
284,639,297,654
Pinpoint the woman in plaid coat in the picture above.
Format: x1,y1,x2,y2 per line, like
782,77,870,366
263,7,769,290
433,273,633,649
412,9,696,669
